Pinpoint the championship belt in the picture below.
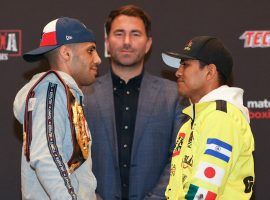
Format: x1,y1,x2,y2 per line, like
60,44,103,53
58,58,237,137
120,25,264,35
23,70,91,173
66,83,91,173
71,101,90,160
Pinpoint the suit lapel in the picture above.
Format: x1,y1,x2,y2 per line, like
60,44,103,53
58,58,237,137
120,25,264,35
95,73,119,165
131,73,161,161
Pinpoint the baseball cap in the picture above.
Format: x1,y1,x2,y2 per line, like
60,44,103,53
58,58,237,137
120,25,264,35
162,36,233,79
23,17,96,62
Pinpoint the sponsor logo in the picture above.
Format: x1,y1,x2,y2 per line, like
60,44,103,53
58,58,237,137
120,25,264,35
172,132,185,157
240,31,270,48
247,99,270,119
182,174,188,186
187,131,194,148
170,163,176,176
0,30,22,61
243,176,254,193
182,155,193,169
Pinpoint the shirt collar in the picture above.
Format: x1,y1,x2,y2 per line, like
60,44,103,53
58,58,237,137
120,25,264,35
111,70,144,90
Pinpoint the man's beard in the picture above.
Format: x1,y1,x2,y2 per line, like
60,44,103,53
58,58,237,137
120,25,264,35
110,51,144,68
111,54,143,68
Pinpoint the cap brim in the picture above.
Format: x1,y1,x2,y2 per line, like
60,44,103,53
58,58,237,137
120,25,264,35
23,45,60,62
162,52,181,68
162,52,196,68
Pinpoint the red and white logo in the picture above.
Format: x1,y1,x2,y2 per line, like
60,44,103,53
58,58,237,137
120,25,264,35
239,31,270,48
0,30,22,61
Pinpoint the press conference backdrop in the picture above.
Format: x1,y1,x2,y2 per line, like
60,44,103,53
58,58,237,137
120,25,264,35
1,0,269,199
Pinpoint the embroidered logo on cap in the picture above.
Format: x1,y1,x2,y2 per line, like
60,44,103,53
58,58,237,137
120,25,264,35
66,35,73,40
184,40,192,51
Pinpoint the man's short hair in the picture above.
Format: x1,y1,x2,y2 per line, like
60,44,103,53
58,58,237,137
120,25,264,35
198,60,230,86
105,4,152,37
44,43,77,65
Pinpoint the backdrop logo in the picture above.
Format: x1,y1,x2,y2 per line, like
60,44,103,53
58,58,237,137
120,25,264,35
247,99,270,119
239,31,270,48
0,30,22,61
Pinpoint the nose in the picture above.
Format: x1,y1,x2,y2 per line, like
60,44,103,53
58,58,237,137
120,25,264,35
124,34,131,45
94,52,101,65
175,65,182,78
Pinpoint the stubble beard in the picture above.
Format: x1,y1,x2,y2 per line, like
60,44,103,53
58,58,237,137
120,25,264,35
110,51,144,69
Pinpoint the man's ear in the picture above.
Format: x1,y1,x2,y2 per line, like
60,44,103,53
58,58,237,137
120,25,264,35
105,37,110,56
206,64,218,81
59,45,72,61
145,37,152,54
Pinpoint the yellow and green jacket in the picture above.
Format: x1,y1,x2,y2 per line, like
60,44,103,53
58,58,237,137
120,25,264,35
166,86,255,200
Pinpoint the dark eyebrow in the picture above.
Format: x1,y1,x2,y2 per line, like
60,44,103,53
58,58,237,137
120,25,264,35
88,45,96,50
113,29,142,34
131,29,142,33
113,29,124,33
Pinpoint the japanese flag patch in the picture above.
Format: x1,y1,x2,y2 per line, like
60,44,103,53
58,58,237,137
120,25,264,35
195,161,225,186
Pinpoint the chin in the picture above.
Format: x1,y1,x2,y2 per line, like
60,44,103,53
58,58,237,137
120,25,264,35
118,60,136,66
82,79,95,87
178,89,186,97
89,78,96,85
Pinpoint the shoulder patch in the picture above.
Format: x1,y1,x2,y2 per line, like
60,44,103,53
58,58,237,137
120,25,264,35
216,100,227,113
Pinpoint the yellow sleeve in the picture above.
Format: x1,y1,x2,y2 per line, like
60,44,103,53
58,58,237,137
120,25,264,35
186,110,254,200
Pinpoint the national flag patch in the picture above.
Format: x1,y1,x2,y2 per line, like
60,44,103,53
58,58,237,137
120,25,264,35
204,138,232,163
185,184,217,200
195,161,225,186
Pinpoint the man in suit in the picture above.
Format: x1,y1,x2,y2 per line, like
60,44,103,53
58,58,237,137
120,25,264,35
84,5,182,200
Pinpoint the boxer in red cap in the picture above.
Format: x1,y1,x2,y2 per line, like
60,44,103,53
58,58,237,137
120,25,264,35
14,17,101,199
